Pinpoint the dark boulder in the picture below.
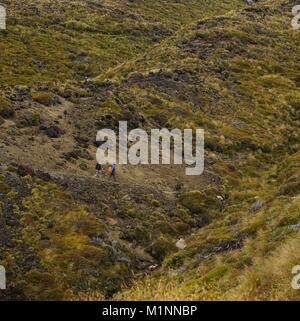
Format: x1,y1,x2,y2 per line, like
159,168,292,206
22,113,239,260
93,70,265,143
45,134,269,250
17,165,34,177
44,125,65,138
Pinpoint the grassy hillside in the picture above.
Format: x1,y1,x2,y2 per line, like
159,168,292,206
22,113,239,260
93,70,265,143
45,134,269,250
112,0,300,300
116,153,300,300
0,0,243,85
0,0,300,301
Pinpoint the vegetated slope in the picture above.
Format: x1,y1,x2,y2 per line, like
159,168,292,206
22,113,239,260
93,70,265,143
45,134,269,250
0,0,244,85
0,0,247,300
0,0,244,176
110,0,300,300
0,0,299,301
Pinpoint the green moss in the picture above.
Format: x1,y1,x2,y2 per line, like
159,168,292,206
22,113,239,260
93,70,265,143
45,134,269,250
180,191,205,214
6,191,19,199
0,181,10,194
32,112,41,125
155,220,176,235
280,181,300,196
32,92,55,106
24,269,64,301
147,237,176,262
173,222,191,234
64,20,96,32
121,226,151,246
165,254,184,269
183,264,229,289
0,97,14,118
243,220,265,235
10,182,132,299
201,265,229,283
6,165,17,172
144,194,160,207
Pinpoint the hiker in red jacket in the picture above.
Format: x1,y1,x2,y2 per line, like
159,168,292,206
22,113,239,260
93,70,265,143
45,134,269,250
107,163,116,180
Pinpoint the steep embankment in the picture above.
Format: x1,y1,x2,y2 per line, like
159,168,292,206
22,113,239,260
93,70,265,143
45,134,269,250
0,0,244,85
0,0,248,300
0,0,299,301
0,0,244,177
110,0,300,300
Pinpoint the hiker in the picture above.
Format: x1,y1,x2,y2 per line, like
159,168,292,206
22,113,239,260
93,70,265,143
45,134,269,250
95,163,102,177
107,163,116,180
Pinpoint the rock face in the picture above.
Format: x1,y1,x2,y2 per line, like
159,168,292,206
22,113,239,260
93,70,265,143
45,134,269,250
43,125,65,138
16,165,34,177
176,238,187,250
249,200,264,214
